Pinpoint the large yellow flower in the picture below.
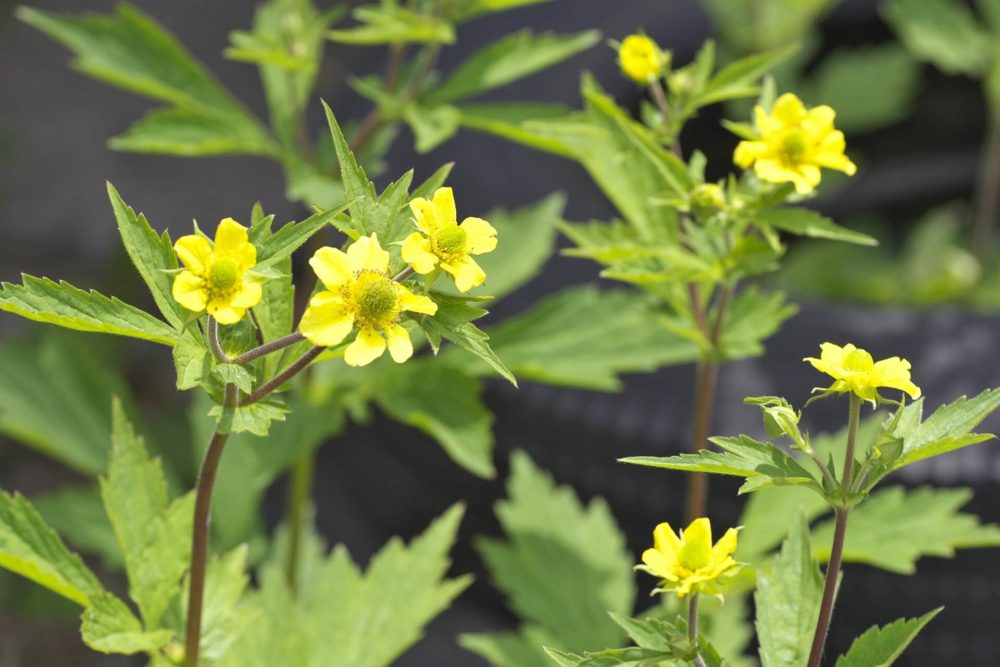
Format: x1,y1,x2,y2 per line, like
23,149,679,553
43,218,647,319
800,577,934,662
299,234,437,367
401,187,497,293
172,218,262,325
734,93,857,194
618,34,665,84
805,342,921,403
638,518,741,598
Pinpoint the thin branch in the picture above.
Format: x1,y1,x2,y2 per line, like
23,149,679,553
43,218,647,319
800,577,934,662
240,345,324,406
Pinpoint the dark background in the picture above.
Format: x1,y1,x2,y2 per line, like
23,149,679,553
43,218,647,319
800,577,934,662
1,0,999,665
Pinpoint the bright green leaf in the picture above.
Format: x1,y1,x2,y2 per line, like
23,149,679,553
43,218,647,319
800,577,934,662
894,389,1000,469
81,591,173,654
34,485,122,569
109,106,277,156
756,207,877,246
255,197,357,270
718,287,798,362
834,608,941,667
403,103,462,153
884,0,994,76
418,293,517,385
328,1,455,45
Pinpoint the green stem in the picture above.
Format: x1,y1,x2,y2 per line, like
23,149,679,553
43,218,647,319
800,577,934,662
688,593,706,667
207,317,229,363
972,111,1000,261
806,393,861,667
286,448,316,592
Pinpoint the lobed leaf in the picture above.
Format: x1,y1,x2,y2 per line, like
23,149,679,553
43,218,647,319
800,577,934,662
834,609,941,667
81,592,173,654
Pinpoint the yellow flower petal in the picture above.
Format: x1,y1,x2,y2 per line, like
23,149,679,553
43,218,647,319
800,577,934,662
409,197,439,234
652,522,682,555
460,217,498,255
172,270,207,312
385,324,414,363
398,286,438,315
805,342,921,401
447,256,486,293
618,34,664,83
771,93,806,124
710,528,739,564
344,327,386,367
309,247,353,289
641,548,676,580
207,300,245,325
401,232,439,274
214,218,250,255
346,234,390,274
734,140,768,168
174,235,213,274
432,187,457,225
299,292,354,347
231,280,263,309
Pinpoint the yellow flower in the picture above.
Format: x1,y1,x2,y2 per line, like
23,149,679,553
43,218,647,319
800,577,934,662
299,234,438,367
638,518,741,598
402,187,497,293
172,218,262,325
805,342,921,403
734,93,857,194
618,34,665,84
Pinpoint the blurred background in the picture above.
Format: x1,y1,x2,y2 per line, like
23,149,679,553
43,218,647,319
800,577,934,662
1,0,999,664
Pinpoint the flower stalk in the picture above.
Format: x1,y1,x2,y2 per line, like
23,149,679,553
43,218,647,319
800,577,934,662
806,392,862,667
688,593,707,667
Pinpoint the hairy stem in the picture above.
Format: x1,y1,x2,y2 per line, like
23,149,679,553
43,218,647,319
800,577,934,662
184,385,235,666
973,111,1000,260
688,593,707,667
207,317,229,363
241,345,324,406
286,448,316,591
806,394,861,667
230,332,306,366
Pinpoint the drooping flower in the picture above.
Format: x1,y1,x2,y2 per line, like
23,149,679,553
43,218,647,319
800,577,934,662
402,187,497,292
172,218,262,325
299,234,437,367
734,93,857,194
805,342,921,403
638,518,742,598
618,33,665,84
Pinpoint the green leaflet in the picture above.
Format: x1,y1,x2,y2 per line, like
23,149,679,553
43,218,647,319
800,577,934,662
884,0,994,77
424,30,600,106
217,505,470,667
403,103,462,152
254,197,358,270
328,2,455,45
18,4,276,156
0,276,180,346
34,485,121,569
755,513,824,667
0,490,104,607
462,453,634,664
718,288,798,362
755,207,877,246
470,285,699,390
892,389,1000,471
100,399,193,628
834,609,941,667
373,359,495,478
812,486,1000,574
418,293,517,385
81,592,173,654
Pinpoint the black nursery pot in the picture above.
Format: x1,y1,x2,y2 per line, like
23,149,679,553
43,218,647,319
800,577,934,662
316,301,1000,666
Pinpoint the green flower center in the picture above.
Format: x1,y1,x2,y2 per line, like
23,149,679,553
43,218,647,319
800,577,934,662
678,538,710,571
436,226,467,256
781,130,807,157
209,258,240,291
354,272,398,326
843,348,874,373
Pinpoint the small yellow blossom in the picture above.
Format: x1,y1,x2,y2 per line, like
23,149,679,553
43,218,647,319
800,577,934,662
618,34,665,84
172,218,262,325
402,187,497,293
734,93,857,194
299,234,437,367
805,342,921,403
638,518,742,598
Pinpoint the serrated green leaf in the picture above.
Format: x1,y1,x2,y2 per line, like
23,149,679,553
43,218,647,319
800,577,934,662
800,45,920,134
834,608,941,667
813,486,1000,574
756,207,877,246
884,0,994,76
410,162,455,200
0,334,128,475
101,398,193,628
467,453,634,659
419,293,516,385
81,591,173,654
218,505,470,667
17,5,275,156
755,512,824,667
403,103,462,152
470,286,698,390
328,2,455,45
425,30,600,105
692,44,797,110
0,490,104,606
212,364,255,394
173,337,213,391
458,104,578,158
622,435,822,495
107,183,188,330
461,625,557,667
0,275,180,346
254,197,356,270
374,359,494,478
894,389,1000,469
735,487,828,565
718,287,798,361
34,485,121,569
209,399,289,436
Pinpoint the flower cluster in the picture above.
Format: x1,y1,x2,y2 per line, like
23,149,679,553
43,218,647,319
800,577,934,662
806,342,921,403
638,518,742,598
734,93,857,194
